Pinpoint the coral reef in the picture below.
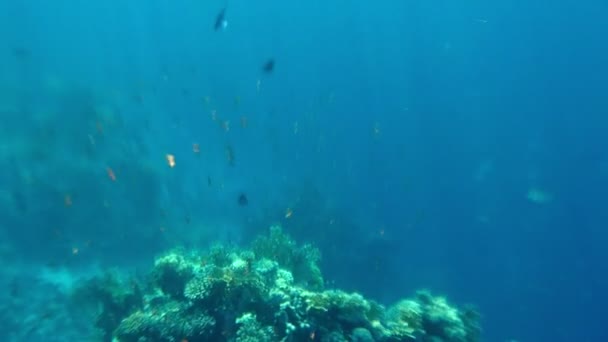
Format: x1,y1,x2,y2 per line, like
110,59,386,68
74,226,480,342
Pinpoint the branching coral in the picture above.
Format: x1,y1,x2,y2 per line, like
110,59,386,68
252,225,324,290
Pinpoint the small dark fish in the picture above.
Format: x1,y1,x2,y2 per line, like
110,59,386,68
131,93,144,104
207,176,212,186
11,190,28,214
9,279,19,297
46,260,60,269
238,193,248,206
262,59,275,73
40,310,54,320
214,8,228,31
12,47,31,60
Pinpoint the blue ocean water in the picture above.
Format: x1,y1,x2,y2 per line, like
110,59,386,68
0,0,606,341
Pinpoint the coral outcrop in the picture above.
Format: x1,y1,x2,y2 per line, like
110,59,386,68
74,226,480,341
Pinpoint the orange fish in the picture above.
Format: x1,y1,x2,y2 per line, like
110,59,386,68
96,121,104,134
64,194,73,207
107,167,116,181
225,146,235,166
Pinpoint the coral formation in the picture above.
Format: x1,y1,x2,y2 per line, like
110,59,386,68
73,226,480,342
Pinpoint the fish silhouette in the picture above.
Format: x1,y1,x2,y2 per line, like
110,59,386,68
262,59,275,73
238,193,248,206
214,8,228,31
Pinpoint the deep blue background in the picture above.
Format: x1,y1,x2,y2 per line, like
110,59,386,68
1,0,607,341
